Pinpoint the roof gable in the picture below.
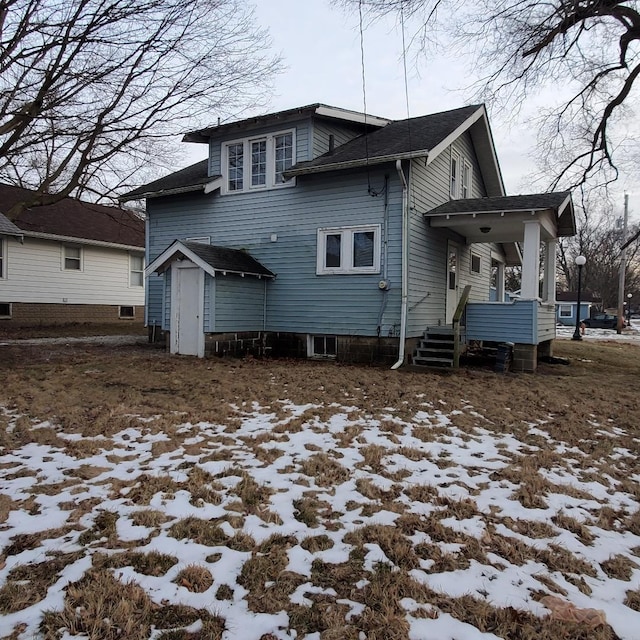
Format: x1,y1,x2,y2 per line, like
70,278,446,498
0,183,144,247
147,240,275,279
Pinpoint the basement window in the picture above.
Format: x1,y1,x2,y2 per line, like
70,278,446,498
119,305,135,318
309,335,337,359
0,302,11,318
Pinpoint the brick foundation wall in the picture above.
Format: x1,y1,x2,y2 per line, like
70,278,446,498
0,303,145,326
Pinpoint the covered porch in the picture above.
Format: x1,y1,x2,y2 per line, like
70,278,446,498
425,192,576,371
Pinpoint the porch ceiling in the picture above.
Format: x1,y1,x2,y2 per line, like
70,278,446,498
424,192,575,244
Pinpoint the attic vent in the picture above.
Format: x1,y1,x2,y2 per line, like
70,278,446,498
328,134,335,154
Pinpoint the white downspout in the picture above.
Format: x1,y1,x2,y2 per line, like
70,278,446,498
391,159,409,370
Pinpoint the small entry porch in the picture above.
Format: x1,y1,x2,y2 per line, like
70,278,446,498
421,192,576,372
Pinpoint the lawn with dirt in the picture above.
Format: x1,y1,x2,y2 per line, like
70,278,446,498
0,338,639,640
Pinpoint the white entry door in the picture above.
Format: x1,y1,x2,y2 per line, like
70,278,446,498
445,242,459,324
170,262,204,357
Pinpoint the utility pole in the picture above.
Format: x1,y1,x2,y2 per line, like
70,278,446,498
617,193,629,334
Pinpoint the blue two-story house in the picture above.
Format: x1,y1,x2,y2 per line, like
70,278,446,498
122,103,575,372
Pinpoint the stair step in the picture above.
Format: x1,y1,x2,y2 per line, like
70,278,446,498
413,356,454,367
416,347,454,358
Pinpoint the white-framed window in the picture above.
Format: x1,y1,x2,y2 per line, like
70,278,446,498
130,254,144,287
471,253,481,274
450,151,460,198
462,160,472,198
0,302,11,318
223,129,296,194
316,225,381,275
559,304,572,318
119,305,135,318
308,335,337,359
0,238,5,278
63,245,82,270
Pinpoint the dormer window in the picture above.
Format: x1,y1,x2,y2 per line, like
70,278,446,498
223,129,295,194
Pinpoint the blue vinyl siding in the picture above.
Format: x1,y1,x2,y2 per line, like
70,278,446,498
204,274,214,332
465,299,557,344
215,275,265,332
162,270,171,330
406,133,497,335
147,164,403,337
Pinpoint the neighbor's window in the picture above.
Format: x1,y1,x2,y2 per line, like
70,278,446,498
462,161,472,198
0,239,4,278
0,302,10,318
224,129,295,193
450,152,459,198
559,304,572,318
130,254,144,287
471,253,481,274
317,225,381,275
310,335,337,359
63,245,82,270
119,305,135,318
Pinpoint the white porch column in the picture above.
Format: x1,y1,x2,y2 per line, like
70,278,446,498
521,220,541,299
542,239,557,303
492,258,505,301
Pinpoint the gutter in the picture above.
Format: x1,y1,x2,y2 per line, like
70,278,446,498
20,230,144,252
391,159,409,370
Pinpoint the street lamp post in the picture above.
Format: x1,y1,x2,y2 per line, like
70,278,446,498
573,255,586,341
627,293,633,326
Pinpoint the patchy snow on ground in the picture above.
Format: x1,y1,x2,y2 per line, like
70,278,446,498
0,396,639,639
556,324,640,343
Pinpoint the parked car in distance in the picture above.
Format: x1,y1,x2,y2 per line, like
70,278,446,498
581,313,625,329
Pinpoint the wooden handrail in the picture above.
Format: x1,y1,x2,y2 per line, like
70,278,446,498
452,285,471,368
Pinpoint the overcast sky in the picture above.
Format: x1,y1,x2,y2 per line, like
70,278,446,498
187,0,638,222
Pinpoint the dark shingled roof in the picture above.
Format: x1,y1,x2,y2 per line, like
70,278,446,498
286,104,483,175
122,160,212,200
0,183,144,247
123,104,485,199
182,241,274,278
0,212,22,236
426,192,571,215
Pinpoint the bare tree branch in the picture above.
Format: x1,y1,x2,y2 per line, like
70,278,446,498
0,0,281,217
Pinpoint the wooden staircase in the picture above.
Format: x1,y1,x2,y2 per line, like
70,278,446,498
413,326,458,367
412,285,471,369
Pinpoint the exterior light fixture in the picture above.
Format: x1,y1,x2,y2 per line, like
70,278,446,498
480,226,491,234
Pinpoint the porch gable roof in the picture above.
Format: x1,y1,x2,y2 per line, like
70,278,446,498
424,192,575,243
147,240,275,279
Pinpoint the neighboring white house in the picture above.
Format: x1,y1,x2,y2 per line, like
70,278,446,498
0,183,145,326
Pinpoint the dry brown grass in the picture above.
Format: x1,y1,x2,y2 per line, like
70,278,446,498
0,339,638,639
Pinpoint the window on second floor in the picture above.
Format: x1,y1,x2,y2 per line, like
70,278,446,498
130,254,144,287
450,152,459,199
63,245,82,270
0,238,5,278
462,160,472,198
223,130,295,193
